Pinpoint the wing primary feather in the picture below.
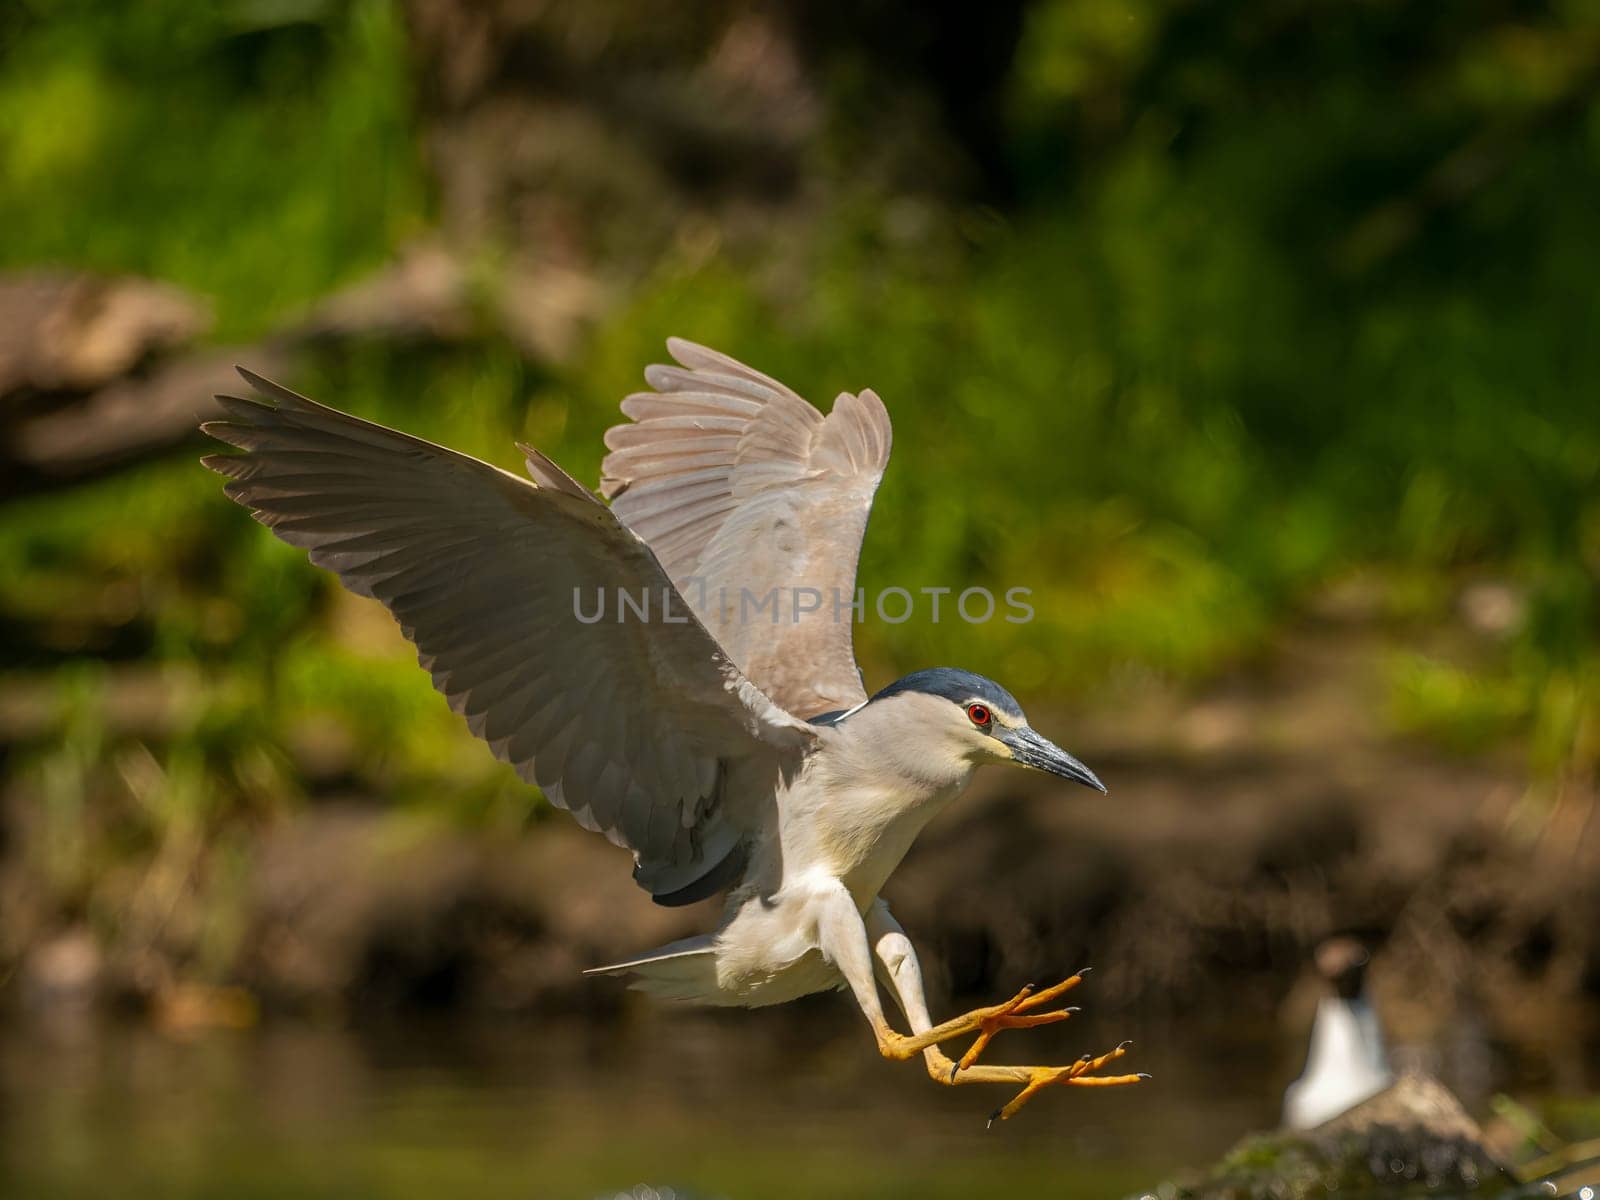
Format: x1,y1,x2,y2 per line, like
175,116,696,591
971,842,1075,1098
201,366,811,904
600,341,893,718
516,441,592,500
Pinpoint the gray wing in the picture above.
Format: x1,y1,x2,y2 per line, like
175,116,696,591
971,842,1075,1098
202,368,813,902
601,339,892,720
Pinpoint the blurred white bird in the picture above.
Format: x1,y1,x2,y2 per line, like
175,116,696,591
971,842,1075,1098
1283,937,1394,1129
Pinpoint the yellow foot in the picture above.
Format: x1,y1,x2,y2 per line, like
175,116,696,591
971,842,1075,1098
876,972,1084,1062
949,969,1090,1079
983,1042,1146,1128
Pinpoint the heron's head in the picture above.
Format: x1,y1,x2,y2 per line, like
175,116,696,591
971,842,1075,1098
858,668,1106,793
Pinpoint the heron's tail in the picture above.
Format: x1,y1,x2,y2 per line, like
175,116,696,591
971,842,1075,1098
583,935,727,1004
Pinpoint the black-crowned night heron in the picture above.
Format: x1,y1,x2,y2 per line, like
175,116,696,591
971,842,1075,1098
202,340,1143,1122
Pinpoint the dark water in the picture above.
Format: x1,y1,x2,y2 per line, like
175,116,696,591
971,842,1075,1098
0,1000,1592,1200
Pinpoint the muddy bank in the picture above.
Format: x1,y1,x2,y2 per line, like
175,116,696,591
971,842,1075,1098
3,626,1598,1046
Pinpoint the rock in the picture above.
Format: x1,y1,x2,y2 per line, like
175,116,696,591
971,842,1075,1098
1131,1072,1519,1199
152,982,259,1035
1318,1071,1490,1144
17,926,102,1013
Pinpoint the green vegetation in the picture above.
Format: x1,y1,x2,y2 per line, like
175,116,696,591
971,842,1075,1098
0,0,421,337
3,0,1596,868
1138,1128,1514,1198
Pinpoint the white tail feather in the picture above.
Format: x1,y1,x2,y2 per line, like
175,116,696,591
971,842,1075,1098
584,935,727,1004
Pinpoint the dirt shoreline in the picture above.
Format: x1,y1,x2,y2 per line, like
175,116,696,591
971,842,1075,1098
4,623,1598,1045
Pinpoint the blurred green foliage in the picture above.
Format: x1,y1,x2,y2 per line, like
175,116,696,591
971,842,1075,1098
2,0,1597,866
0,0,421,337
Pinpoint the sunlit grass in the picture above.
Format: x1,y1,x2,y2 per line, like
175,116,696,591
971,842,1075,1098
0,0,423,337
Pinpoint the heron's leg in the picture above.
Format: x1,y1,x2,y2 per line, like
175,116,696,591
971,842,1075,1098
812,880,925,1058
864,901,1146,1123
867,899,960,1078
815,882,1005,1058
859,898,1083,1061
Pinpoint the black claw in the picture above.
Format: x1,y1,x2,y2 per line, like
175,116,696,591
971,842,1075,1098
1075,966,1093,976
986,1109,1002,1129
1066,1006,1081,1013
1117,1040,1133,1051
1137,1072,1153,1081
949,1062,960,1082
1079,1053,1094,1063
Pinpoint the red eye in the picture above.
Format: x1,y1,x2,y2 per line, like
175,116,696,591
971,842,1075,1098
967,704,991,727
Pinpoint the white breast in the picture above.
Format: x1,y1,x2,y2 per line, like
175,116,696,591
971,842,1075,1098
777,741,971,910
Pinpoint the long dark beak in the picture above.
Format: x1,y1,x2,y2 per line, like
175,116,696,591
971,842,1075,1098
1002,727,1107,793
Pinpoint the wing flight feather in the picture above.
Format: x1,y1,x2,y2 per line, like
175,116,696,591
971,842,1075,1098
602,340,892,718
203,368,811,901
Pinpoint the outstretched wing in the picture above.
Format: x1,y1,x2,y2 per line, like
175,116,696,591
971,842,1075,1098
601,339,892,719
202,369,812,903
